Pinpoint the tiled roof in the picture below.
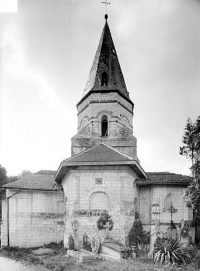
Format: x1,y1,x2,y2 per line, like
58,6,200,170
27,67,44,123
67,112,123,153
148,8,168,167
55,143,147,183
136,172,192,186
82,19,130,101
1,174,59,191
63,143,134,164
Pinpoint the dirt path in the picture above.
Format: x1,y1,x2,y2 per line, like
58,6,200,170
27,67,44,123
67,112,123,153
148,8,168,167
0,256,49,271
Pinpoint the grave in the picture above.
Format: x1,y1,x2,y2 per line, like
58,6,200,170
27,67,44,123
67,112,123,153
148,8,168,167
100,242,123,260
99,222,128,260
67,215,130,262
31,248,54,255
67,249,101,263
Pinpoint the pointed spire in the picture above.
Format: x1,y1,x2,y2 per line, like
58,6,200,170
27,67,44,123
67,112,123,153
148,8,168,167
83,16,130,100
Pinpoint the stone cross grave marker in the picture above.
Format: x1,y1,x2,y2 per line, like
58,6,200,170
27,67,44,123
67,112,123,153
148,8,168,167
104,221,111,241
105,222,110,233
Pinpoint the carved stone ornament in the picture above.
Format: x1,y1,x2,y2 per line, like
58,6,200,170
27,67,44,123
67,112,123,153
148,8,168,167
119,127,131,139
91,235,100,254
72,220,79,232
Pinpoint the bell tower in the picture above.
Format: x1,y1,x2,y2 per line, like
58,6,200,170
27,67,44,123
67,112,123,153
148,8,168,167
71,15,138,160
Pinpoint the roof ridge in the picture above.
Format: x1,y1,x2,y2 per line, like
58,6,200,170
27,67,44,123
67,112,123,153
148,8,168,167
63,142,134,164
101,142,134,160
147,172,192,177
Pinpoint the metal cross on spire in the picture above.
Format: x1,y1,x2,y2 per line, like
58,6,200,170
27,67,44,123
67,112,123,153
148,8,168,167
102,0,110,15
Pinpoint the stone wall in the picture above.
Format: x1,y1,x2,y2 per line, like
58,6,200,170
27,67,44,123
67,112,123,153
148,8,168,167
1,190,65,247
139,185,193,234
62,165,139,247
77,92,133,130
71,92,137,158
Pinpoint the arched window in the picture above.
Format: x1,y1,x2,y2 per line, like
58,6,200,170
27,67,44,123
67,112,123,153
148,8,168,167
164,193,176,212
101,72,108,86
90,192,109,210
101,115,108,137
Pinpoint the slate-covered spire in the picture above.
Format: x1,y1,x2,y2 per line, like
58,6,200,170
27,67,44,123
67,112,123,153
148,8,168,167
83,15,130,100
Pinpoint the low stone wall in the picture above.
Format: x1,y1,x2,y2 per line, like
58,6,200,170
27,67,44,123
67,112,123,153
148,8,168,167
1,190,65,247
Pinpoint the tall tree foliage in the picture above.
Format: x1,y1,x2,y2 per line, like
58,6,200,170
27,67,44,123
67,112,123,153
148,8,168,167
180,116,200,177
180,117,200,225
0,165,7,186
0,165,8,221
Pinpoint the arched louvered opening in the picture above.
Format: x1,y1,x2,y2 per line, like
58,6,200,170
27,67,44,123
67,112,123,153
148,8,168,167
101,72,108,86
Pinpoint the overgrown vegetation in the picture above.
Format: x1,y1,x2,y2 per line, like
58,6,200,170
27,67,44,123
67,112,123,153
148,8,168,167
0,244,199,271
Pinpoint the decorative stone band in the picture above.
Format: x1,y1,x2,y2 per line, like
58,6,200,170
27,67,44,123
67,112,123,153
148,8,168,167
17,212,65,219
78,99,133,116
163,208,178,213
73,209,108,217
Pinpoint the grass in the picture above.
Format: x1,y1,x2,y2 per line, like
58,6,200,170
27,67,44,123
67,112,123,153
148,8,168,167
0,243,199,271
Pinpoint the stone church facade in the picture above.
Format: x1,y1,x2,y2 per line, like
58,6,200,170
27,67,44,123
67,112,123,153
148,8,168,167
1,17,194,248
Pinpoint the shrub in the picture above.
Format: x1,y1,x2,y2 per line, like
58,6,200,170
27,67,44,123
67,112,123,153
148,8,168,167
128,219,150,247
97,211,114,231
154,239,191,265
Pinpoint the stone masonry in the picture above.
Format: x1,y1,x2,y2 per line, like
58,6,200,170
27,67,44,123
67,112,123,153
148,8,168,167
1,189,64,247
62,165,139,247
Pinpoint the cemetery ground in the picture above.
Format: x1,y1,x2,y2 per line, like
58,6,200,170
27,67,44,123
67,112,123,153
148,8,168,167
0,243,200,271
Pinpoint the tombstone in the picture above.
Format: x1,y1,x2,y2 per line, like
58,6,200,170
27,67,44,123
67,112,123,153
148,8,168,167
178,221,193,248
72,220,79,249
103,221,112,242
149,203,160,256
91,235,100,254
98,217,127,259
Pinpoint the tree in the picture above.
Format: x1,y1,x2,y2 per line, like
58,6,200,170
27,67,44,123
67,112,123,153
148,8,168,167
21,170,33,177
128,217,149,247
180,116,200,177
7,176,19,183
0,164,7,186
180,116,200,226
0,165,7,221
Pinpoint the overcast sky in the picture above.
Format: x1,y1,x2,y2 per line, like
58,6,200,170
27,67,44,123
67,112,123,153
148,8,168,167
0,0,199,176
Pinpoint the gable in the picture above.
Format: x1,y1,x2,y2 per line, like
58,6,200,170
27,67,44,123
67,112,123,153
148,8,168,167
55,143,147,183
66,143,133,163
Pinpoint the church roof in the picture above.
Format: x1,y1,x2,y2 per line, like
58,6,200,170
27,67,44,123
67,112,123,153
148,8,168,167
65,143,134,163
81,16,131,103
135,172,192,186
55,143,147,183
1,172,60,191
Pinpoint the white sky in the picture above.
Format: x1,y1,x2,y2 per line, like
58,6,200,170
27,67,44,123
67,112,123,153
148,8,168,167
0,0,199,176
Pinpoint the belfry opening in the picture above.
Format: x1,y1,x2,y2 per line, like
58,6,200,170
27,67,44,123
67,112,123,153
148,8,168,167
101,115,108,137
101,72,108,86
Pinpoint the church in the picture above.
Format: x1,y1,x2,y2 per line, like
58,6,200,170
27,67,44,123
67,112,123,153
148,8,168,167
1,15,193,248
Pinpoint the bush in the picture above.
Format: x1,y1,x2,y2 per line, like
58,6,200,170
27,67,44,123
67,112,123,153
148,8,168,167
97,211,114,231
154,239,192,265
128,219,150,248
